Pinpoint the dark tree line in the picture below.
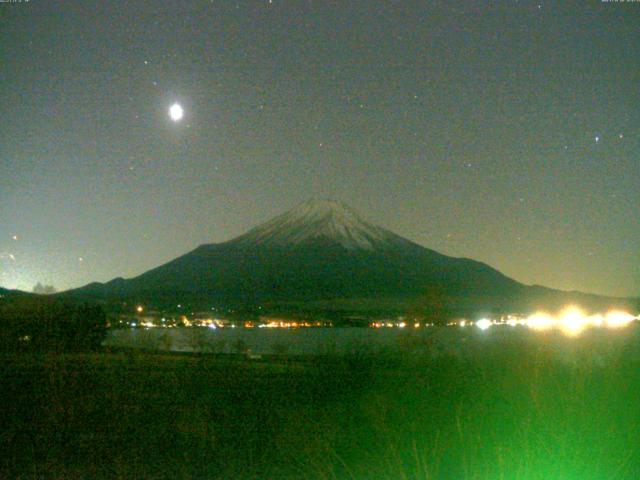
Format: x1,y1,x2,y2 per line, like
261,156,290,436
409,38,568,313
0,296,107,352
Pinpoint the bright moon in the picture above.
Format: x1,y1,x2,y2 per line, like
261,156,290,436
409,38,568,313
169,103,184,122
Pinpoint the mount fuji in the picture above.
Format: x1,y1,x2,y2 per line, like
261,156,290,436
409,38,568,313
62,200,634,320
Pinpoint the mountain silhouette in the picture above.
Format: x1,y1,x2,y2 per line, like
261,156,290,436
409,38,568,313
61,200,636,319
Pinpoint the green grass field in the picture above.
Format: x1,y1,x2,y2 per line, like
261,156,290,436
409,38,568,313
2,332,640,479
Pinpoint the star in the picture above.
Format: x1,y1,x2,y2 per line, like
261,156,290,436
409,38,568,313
618,133,624,139
594,135,600,143
11,235,18,241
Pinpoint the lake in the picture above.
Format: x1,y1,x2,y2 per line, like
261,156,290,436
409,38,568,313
104,323,640,364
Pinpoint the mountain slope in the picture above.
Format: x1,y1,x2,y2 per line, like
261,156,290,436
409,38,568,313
0,287,34,300
61,200,636,317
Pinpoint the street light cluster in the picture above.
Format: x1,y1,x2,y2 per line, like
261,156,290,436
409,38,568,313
470,307,638,336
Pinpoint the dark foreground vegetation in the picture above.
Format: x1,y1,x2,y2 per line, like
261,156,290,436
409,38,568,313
2,328,640,479
0,296,106,352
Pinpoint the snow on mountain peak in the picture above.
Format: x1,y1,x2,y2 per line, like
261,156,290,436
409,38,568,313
234,200,396,250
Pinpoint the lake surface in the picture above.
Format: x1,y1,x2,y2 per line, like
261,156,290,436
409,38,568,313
104,324,640,363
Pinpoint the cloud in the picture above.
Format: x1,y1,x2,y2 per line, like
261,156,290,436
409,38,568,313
33,282,57,295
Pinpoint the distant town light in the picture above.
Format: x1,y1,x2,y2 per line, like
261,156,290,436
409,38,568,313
559,306,587,337
526,312,555,331
605,310,636,329
590,314,604,328
476,319,492,330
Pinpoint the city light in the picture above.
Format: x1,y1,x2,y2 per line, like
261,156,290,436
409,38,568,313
476,318,492,330
518,307,637,336
558,306,587,337
526,312,555,331
437,307,639,336
116,305,636,334
605,310,636,329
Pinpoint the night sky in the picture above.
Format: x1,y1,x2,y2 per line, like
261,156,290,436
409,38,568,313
1,1,639,297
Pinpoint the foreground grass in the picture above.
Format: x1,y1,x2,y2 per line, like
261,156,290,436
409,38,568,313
1,331,640,479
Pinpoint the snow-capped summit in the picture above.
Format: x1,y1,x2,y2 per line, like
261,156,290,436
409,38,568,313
234,199,396,250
